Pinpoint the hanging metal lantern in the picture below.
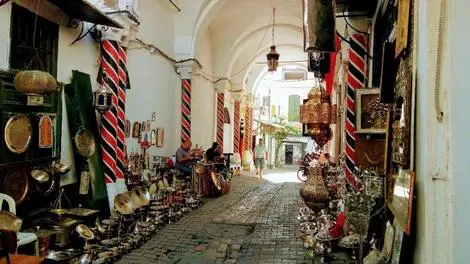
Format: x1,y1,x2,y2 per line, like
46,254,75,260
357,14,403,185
300,84,337,148
266,45,280,72
302,0,336,53
93,82,113,113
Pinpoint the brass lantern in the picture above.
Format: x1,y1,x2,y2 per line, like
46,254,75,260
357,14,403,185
266,45,280,72
300,84,336,148
93,82,113,114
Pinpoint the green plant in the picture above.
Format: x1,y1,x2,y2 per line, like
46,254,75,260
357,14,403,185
269,125,301,167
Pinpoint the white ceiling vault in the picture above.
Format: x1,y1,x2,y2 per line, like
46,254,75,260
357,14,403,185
189,0,377,93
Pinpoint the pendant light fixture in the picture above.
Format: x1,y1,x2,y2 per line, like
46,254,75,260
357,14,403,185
266,8,280,72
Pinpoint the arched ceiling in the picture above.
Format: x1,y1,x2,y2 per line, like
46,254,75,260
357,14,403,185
193,0,304,89
192,0,377,92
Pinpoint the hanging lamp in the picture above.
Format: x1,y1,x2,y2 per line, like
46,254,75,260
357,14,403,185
300,79,337,148
266,8,280,72
93,77,114,114
302,0,336,53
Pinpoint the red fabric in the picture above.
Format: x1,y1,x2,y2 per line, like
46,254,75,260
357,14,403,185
325,35,342,96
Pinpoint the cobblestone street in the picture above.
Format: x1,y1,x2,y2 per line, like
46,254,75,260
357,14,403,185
116,169,344,264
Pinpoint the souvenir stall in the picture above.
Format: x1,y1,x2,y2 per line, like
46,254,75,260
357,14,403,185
297,0,416,263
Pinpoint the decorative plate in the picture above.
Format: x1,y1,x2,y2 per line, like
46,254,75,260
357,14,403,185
4,114,33,154
2,168,30,205
74,127,96,158
39,115,54,148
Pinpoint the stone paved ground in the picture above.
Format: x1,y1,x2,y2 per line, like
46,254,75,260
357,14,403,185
116,169,350,264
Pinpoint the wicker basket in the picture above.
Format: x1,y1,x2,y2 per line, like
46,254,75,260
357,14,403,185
14,70,57,95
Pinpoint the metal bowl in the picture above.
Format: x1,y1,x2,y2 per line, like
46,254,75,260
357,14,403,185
31,169,50,182
53,163,71,174
76,224,94,240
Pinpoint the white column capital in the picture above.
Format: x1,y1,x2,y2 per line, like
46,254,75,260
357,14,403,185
98,13,139,46
214,78,231,93
175,60,202,80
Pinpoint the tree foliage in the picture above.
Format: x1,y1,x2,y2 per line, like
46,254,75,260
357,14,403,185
268,125,302,167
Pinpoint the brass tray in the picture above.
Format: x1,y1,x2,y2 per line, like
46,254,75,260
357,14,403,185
74,127,96,158
114,192,134,215
2,168,29,205
4,113,32,154
0,211,23,232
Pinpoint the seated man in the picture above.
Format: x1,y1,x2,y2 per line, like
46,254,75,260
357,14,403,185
206,142,225,172
175,140,195,176
205,142,223,162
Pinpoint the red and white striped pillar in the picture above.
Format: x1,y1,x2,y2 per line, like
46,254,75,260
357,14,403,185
345,33,368,190
98,39,130,208
216,92,224,147
181,79,191,143
244,106,253,152
233,100,241,154
176,63,196,144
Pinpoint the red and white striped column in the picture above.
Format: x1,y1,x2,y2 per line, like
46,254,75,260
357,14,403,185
181,79,191,143
233,100,241,153
216,92,224,146
345,33,368,190
99,40,128,184
244,106,253,151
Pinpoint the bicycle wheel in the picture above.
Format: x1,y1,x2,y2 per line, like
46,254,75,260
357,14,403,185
297,169,308,182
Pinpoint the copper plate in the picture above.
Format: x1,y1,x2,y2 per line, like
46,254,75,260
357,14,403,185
74,127,96,158
4,114,32,154
2,168,29,205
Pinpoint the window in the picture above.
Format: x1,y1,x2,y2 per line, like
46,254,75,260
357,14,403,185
10,4,59,77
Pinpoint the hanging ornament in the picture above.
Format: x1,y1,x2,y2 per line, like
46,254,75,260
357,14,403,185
266,8,280,72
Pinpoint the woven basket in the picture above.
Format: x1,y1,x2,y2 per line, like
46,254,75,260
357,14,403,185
14,70,57,95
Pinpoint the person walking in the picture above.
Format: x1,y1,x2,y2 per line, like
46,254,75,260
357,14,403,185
254,138,268,179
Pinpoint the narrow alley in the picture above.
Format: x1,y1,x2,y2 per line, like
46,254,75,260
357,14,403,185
116,170,346,264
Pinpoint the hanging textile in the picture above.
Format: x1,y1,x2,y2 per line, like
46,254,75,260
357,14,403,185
233,100,241,153
181,79,191,143
216,92,224,147
345,33,368,190
98,40,130,207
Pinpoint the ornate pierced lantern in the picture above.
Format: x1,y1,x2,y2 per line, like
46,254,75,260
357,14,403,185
266,45,280,72
93,82,113,114
300,84,337,147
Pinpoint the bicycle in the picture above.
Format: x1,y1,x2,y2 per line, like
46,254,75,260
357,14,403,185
297,165,309,182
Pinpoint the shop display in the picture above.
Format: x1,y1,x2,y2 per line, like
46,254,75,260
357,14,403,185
4,113,33,154
355,88,390,134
